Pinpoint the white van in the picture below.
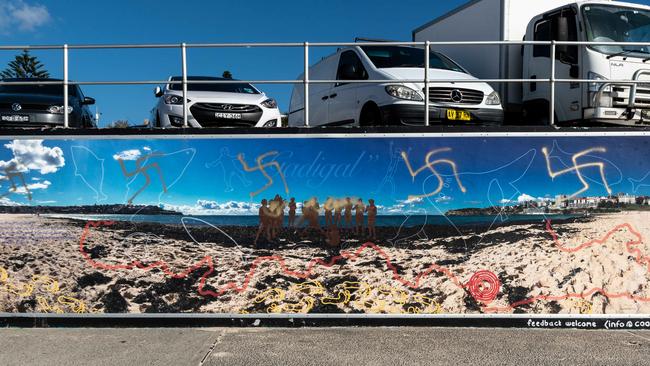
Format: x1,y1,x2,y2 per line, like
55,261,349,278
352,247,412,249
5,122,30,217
288,45,504,127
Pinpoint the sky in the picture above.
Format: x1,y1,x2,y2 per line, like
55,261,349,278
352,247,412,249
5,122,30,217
0,0,475,127
0,136,646,215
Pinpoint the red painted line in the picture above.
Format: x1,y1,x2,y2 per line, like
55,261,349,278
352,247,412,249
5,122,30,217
79,219,650,313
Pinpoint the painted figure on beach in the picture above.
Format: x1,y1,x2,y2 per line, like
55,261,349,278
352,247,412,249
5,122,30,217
355,198,365,235
254,199,271,247
324,197,334,227
367,199,377,239
344,197,353,230
288,198,297,227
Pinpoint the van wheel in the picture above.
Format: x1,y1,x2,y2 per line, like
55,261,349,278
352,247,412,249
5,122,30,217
360,103,382,127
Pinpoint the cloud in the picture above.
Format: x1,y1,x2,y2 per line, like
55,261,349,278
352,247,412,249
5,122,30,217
517,194,536,203
500,199,513,204
0,196,22,206
12,180,51,194
435,195,452,203
0,140,65,174
113,149,142,161
0,1,51,33
163,200,260,215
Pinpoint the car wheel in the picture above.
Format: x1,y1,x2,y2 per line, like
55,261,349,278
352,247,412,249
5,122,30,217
359,103,382,127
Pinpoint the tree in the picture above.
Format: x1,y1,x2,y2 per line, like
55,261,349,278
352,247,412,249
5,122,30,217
222,70,233,79
0,49,50,79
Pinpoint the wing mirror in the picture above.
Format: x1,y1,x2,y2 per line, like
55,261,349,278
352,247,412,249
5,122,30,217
341,64,359,80
154,86,163,98
81,97,95,105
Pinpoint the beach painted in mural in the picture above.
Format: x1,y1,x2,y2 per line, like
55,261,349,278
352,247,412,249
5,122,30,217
1,135,650,315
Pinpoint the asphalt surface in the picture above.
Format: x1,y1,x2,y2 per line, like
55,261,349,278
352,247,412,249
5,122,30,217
1,327,649,365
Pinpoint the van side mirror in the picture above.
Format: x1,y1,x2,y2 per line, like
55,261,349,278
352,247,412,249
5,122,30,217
154,86,163,98
340,64,359,80
81,97,95,105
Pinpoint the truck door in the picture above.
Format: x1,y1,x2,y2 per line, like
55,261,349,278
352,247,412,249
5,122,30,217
524,7,582,123
328,50,368,126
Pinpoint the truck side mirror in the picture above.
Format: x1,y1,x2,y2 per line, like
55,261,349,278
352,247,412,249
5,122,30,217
556,16,570,57
154,86,163,98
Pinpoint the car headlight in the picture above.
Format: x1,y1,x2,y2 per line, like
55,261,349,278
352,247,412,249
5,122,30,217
261,98,278,109
385,85,423,101
588,72,610,93
164,95,184,105
48,105,73,114
485,91,501,105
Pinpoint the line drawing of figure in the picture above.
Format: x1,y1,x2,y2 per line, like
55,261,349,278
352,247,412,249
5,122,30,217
205,147,252,192
237,151,289,198
117,152,168,205
374,141,408,196
0,168,31,201
71,146,108,202
542,146,612,199
401,148,466,201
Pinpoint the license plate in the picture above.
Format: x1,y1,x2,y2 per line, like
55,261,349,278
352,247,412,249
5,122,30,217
446,109,471,121
1,115,29,122
215,112,242,120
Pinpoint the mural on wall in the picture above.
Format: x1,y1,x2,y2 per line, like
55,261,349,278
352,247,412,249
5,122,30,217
1,136,650,315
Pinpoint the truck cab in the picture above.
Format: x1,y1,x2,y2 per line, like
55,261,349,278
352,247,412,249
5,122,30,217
523,1,650,125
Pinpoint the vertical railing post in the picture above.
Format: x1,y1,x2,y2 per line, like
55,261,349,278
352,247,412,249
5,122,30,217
549,40,556,126
181,43,188,128
424,41,430,127
63,44,69,128
304,42,309,127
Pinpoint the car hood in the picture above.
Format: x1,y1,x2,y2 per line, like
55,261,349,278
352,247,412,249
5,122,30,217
0,93,67,105
377,68,495,93
169,90,269,104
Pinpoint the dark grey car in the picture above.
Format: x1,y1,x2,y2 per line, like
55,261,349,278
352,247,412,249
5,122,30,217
0,78,96,128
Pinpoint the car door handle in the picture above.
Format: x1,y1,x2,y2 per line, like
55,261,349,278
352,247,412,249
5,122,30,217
329,93,338,99
321,96,329,101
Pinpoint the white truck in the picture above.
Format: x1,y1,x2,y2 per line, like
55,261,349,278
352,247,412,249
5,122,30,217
413,0,650,126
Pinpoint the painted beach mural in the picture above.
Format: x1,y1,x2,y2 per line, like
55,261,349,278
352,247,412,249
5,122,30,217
1,135,650,315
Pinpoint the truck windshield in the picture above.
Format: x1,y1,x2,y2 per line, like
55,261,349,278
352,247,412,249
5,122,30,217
168,77,260,94
583,4,650,56
360,46,465,72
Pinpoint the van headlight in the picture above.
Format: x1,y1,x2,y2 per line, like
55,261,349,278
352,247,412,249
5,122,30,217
385,85,423,101
588,72,611,93
485,91,501,105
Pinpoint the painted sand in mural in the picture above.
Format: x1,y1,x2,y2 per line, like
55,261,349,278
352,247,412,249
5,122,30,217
1,136,650,315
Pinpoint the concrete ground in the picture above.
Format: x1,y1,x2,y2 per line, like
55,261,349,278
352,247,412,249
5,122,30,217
1,327,649,366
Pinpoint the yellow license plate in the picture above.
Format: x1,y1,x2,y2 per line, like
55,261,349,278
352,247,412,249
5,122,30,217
446,109,471,121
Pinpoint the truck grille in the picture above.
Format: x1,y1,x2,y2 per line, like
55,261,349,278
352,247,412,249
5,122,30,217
0,103,50,112
425,88,484,105
612,85,650,108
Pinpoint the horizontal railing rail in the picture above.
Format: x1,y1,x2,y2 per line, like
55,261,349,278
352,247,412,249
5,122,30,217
1,40,649,128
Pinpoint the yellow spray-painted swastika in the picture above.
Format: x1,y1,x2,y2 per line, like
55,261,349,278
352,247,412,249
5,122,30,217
542,147,612,199
401,148,466,202
118,152,168,205
238,151,289,198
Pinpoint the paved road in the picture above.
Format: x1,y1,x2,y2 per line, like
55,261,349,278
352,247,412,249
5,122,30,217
1,327,649,365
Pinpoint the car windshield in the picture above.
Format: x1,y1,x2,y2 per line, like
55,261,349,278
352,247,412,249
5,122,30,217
168,77,260,94
0,82,77,96
360,46,465,72
583,4,650,56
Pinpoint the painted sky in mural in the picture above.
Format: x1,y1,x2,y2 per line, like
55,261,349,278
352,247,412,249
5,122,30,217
0,137,646,215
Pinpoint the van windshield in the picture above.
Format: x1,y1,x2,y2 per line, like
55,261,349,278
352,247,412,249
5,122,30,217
583,4,650,56
168,77,260,94
360,46,465,72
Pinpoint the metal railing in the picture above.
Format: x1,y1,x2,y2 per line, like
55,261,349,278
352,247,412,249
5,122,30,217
1,40,650,129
